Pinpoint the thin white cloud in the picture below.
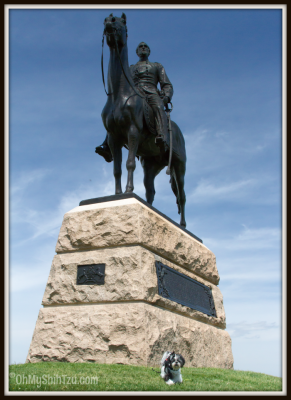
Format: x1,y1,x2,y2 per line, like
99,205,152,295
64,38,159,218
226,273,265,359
227,321,279,339
10,168,51,197
183,125,280,178
9,162,148,247
187,178,256,204
10,266,48,293
218,254,282,282
204,225,281,251
221,271,281,282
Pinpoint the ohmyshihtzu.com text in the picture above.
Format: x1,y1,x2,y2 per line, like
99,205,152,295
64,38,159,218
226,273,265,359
10,373,98,388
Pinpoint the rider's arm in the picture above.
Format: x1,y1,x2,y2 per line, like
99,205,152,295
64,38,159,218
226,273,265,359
156,63,173,103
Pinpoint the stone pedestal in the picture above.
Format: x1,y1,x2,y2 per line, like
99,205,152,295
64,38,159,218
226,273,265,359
26,194,234,368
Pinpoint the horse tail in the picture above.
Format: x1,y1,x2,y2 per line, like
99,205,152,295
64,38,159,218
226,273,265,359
170,121,186,162
169,168,181,214
167,120,186,216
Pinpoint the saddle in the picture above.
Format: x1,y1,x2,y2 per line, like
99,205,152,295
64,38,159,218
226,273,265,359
143,98,157,136
122,97,165,159
143,97,168,140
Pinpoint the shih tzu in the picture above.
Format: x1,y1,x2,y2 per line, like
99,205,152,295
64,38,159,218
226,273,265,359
160,351,185,385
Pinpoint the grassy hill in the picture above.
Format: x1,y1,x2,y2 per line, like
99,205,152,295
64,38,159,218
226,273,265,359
9,362,282,392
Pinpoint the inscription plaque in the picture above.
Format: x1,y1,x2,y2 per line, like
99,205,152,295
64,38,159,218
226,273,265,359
155,261,216,317
77,264,105,285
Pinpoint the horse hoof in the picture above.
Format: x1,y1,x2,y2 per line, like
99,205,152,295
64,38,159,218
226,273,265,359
125,187,133,193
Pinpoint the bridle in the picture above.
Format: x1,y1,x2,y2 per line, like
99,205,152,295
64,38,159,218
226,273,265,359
101,26,145,100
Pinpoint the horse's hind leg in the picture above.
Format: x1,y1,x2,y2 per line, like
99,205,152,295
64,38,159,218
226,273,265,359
171,161,186,227
141,157,164,205
107,133,123,194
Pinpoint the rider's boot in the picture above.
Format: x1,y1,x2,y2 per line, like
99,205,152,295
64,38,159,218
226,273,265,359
95,136,113,162
154,115,169,152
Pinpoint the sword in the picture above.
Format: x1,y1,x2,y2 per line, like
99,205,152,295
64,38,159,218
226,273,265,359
165,102,173,175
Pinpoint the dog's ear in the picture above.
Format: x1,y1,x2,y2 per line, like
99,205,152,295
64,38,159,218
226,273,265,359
179,355,185,367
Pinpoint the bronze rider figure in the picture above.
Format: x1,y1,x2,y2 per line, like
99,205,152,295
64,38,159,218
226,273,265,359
95,41,173,162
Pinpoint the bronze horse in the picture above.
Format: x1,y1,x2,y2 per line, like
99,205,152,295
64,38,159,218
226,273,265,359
101,13,187,227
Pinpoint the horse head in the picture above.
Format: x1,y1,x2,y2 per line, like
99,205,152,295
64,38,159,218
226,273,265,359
103,13,127,48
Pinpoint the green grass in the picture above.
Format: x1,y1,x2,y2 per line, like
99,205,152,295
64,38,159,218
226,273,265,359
9,362,282,392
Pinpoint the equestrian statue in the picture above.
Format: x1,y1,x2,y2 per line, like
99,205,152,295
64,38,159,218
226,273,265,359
95,13,187,227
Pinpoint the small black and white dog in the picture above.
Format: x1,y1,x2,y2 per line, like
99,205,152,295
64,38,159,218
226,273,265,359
160,351,185,385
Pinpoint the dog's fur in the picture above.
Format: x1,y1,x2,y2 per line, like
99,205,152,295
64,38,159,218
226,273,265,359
160,351,185,385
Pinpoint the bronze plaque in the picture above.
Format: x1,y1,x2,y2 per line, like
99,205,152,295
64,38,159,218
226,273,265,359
77,264,105,285
155,261,216,317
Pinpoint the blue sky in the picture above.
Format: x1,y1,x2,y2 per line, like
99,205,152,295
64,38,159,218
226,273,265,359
8,7,283,379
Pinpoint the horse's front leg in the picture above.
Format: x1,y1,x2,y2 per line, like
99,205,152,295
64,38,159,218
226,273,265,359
125,126,140,193
107,133,123,194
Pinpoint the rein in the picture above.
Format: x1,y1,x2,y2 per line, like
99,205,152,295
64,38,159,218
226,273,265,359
102,29,144,100
165,102,174,175
112,33,145,99
101,33,112,96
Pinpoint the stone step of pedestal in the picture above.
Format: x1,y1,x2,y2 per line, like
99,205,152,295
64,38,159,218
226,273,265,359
79,192,203,242
42,246,226,329
26,302,233,369
56,196,220,285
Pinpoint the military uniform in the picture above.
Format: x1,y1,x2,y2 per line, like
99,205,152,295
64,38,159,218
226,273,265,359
130,60,173,146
